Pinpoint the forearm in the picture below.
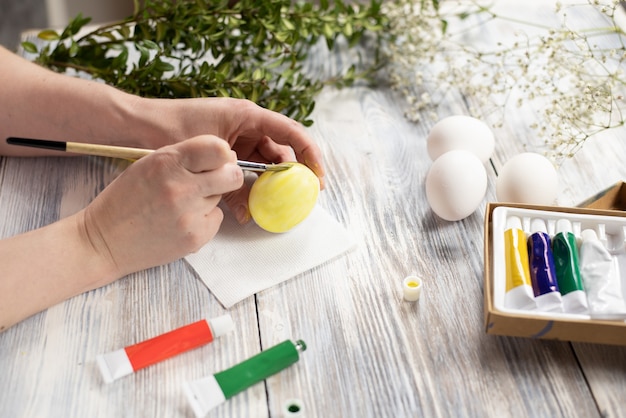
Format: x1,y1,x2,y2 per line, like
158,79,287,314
0,46,157,156
0,136,241,332
0,46,322,165
0,211,118,331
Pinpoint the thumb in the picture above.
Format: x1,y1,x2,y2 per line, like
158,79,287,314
223,183,252,224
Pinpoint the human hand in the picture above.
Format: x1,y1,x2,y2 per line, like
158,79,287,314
141,97,325,223
81,135,243,278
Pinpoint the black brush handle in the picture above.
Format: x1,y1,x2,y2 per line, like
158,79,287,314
6,137,68,152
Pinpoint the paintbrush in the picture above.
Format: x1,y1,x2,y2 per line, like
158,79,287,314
5,137,290,172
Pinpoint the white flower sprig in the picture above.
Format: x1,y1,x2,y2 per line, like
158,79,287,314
382,0,626,164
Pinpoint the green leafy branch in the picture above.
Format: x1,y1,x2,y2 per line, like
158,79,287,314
22,0,391,126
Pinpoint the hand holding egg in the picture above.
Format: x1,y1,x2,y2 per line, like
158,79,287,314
249,162,320,233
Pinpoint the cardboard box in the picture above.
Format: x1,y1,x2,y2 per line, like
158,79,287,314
484,184,626,345
577,181,626,211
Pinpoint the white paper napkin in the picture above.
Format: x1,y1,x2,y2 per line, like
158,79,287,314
184,205,356,308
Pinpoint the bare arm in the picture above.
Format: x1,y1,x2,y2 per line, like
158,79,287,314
0,46,325,330
0,46,324,179
0,45,147,156
0,136,242,331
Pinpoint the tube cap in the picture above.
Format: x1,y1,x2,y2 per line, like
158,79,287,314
596,223,607,243
207,314,235,339
506,216,523,231
403,276,423,302
556,219,573,235
530,218,548,234
581,229,598,242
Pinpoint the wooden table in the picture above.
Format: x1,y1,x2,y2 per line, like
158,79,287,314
2,1,626,417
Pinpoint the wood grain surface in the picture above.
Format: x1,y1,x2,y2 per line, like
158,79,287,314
2,1,626,417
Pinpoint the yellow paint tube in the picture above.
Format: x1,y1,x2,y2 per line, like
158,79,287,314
504,216,536,310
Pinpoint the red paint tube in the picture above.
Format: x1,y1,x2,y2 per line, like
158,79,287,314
96,315,234,383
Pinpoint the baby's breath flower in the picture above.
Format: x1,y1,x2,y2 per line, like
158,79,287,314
384,0,626,164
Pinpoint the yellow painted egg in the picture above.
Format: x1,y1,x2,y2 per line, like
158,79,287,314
249,162,320,233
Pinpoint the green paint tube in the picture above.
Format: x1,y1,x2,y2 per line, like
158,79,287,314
183,339,306,417
552,219,588,314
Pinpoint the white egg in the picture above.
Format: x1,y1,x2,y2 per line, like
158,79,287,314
427,115,495,163
426,150,488,221
496,152,558,205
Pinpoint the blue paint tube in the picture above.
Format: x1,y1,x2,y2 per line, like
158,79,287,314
527,218,563,312
579,229,626,320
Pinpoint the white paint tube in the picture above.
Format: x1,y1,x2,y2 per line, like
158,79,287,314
579,229,626,320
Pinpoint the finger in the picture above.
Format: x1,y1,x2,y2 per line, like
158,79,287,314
222,183,252,224
162,135,235,173
252,136,326,190
197,162,244,197
235,102,325,178
254,135,296,162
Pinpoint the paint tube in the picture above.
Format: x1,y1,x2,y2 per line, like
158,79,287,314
503,216,535,310
402,275,423,302
527,218,563,312
579,229,626,320
97,314,234,384
552,219,588,314
184,339,306,418
606,226,626,296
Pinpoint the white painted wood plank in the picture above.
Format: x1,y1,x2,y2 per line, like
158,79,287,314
0,156,265,418
3,1,626,416
257,85,604,418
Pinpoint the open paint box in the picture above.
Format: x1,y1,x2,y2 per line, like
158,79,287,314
484,182,626,345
